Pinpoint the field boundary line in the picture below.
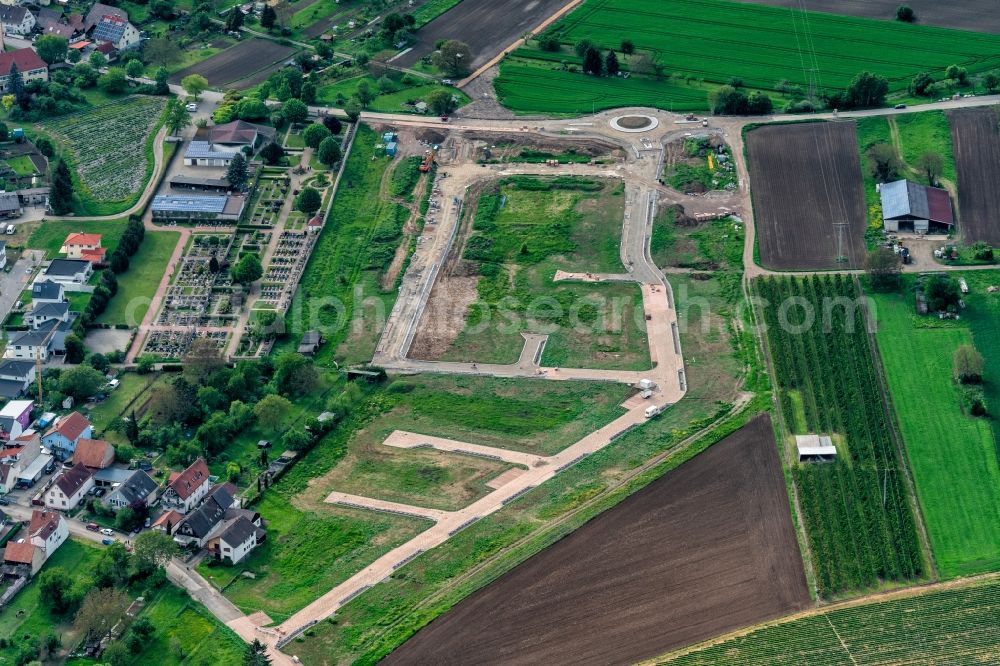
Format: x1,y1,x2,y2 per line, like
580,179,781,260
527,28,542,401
826,616,858,666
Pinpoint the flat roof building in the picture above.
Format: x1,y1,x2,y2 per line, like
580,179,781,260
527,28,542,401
795,434,837,463
151,194,246,222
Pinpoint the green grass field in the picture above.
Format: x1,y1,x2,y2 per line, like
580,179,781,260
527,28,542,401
98,230,179,326
27,218,128,259
132,585,245,665
495,0,1000,114
315,76,469,114
873,286,1000,577
892,111,957,184
659,577,1000,665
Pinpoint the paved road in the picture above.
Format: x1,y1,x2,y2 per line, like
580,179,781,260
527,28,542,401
0,250,44,327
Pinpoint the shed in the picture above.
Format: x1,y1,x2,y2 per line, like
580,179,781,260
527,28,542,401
298,330,323,355
880,180,954,234
385,141,398,157
795,434,837,463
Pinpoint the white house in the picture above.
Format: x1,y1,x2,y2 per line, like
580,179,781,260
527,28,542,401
43,463,94,510
38,259,92,290
210,516,264,565
91,15,141,50
24,301,69,329
161,458,211,514
31,281,65,306
0,47,48,92
28,509,68,558
0,359,35,399
0,7,36,36
103,469,158,513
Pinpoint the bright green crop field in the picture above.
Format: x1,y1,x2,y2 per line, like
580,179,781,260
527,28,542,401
496,0,1000,114
873,287,1000,578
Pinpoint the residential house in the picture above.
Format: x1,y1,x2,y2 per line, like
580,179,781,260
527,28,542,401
43,463,94,510
5,324,58,362
183,140,240,167
0,7,35,36
207,516,265,565
28,509,67,557
91,15,140,51
83,3,126,31
207,120,276,151
0,400,32,443
103,469,158,513
38,259,92,290
24,301,69,329
0,48,47,93
1,431,40,467
3,541,44,576
0,464,16,494
31,280,65,306
151,509,183,535
42,412,92,460
161,457,211,514
0,192,21,219
172,485,233,547
60,233,102,259
73,438,114,469
0,360,35,399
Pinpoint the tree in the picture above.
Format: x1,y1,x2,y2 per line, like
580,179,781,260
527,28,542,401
895,4,915,22
145,38,183,67
64,334,85,363
281,427,311,452
254,394,292,430
183,337,225,384
945,64,968,84
50,160,74,215
89,353,110,373
260,141,284,165
916,151,944,185
150,0,176,19
302,123,331,149
924,274,961,312
432,40,471,76
425,88,455,116
866,142,901,182
125,59,144,78
39,567,77,615
132,530,180,574
115,506,138,531
746,91,774,115
165,99,192,135
317,136,341,166
864,248,902,292
231,253,263,285
300,80,316,104
604,50,619,77
282,98,308,124
35,35,69,65
238,97,268,121
226,152,250,190
710,85,749,114
984,71,1000,93
538,34,560,52
73,588,128,641
296,187,321,215
355,81,374,107
8,63,24,106
953,344,984,384
845,71,889,108
59,365,105,400
181,74,209,99
245,639,272,666
620,39,635,55
574,39,593,58
322,115,343,135
225,6,244,31
274,352,318,396
583,47,603,75
89,51,107,69
260,4,276,30
99,67,128,94
344,99,362,121
152,66,170,95
68,48,82,64
910,71,934,96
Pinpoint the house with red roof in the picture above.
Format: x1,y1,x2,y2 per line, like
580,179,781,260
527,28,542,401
0,48,48,94
3,541,44,576
42,412,93,460
43,463,94,510
28,509,67,555
60,233,103,260
161,458,211,514
73,438,115,469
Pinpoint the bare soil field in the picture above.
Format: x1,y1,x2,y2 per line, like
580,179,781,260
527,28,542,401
394,0,571,70
382,413,810,666
747,122,867,270
949,108,1000,245
730,0,1000,34
169,39,296,86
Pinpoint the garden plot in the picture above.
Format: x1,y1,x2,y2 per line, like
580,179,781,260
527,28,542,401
39,96,166,209
663,135,737,194
245,176,290,227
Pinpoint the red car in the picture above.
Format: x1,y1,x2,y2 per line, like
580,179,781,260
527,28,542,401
85,523,99,532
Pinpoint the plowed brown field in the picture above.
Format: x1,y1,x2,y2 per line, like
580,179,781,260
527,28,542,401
949,108,1000,245
382,414,810,666
748,122,867,270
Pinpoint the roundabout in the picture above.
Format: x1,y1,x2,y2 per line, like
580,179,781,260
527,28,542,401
610,114,659,133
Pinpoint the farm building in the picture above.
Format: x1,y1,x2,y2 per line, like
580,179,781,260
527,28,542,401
795,434,837,463
0,192,21,219
151,194,246,222
183,141,240,167
880,180,954,234
169,175,232,192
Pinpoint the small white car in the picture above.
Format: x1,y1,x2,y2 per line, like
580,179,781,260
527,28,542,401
100,528,114,536
186,103,198,112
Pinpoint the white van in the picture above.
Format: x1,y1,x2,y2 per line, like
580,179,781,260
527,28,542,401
5,225,14,235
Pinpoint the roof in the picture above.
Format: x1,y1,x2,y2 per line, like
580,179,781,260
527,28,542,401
880,180,954,225
32,281,63,300
53,463,93,497
94,42,116,55
28,301,69,320
177,486,233,538
36,7,62,26
45,259,90,278
0,400,31,418
84,3,126,30
44,23,74,39
17,453,51,481
47,412,90,442
3,541,36,565
0,48,46,78
0,380,25,399
168,458,210,500
184,140,239,160
94,466,133,484
0,193,20,213
301,331,321,345
170,175,231,189
109,469,158,505
219,516,258,547
795,434,837,456
152,509,183,531
0,6,29,24
29,509,61,541
74,438,114,468
80,248,107,263
92,15,128,44
0,360,34,377
63,233,102,247
152,194,229,214
209,120,275,146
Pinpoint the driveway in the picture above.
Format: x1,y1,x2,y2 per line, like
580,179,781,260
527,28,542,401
0,250,44,326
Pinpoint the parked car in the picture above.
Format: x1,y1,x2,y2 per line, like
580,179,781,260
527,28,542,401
893,103,907,109
144,517,151,528
100,528,114,536
101,538,113,545
186,103,198,112
94,488,106,498
86,522,99,531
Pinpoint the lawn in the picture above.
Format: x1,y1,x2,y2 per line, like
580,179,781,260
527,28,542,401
892,111,957,184
496,0,1000,114
98,230,180,326
442,176,650,369
4,155,38,177
85,372,163,435
873,285,1000,577
27,218,129,259
411,0,464,27
856,116,894,228
315,76,469,114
